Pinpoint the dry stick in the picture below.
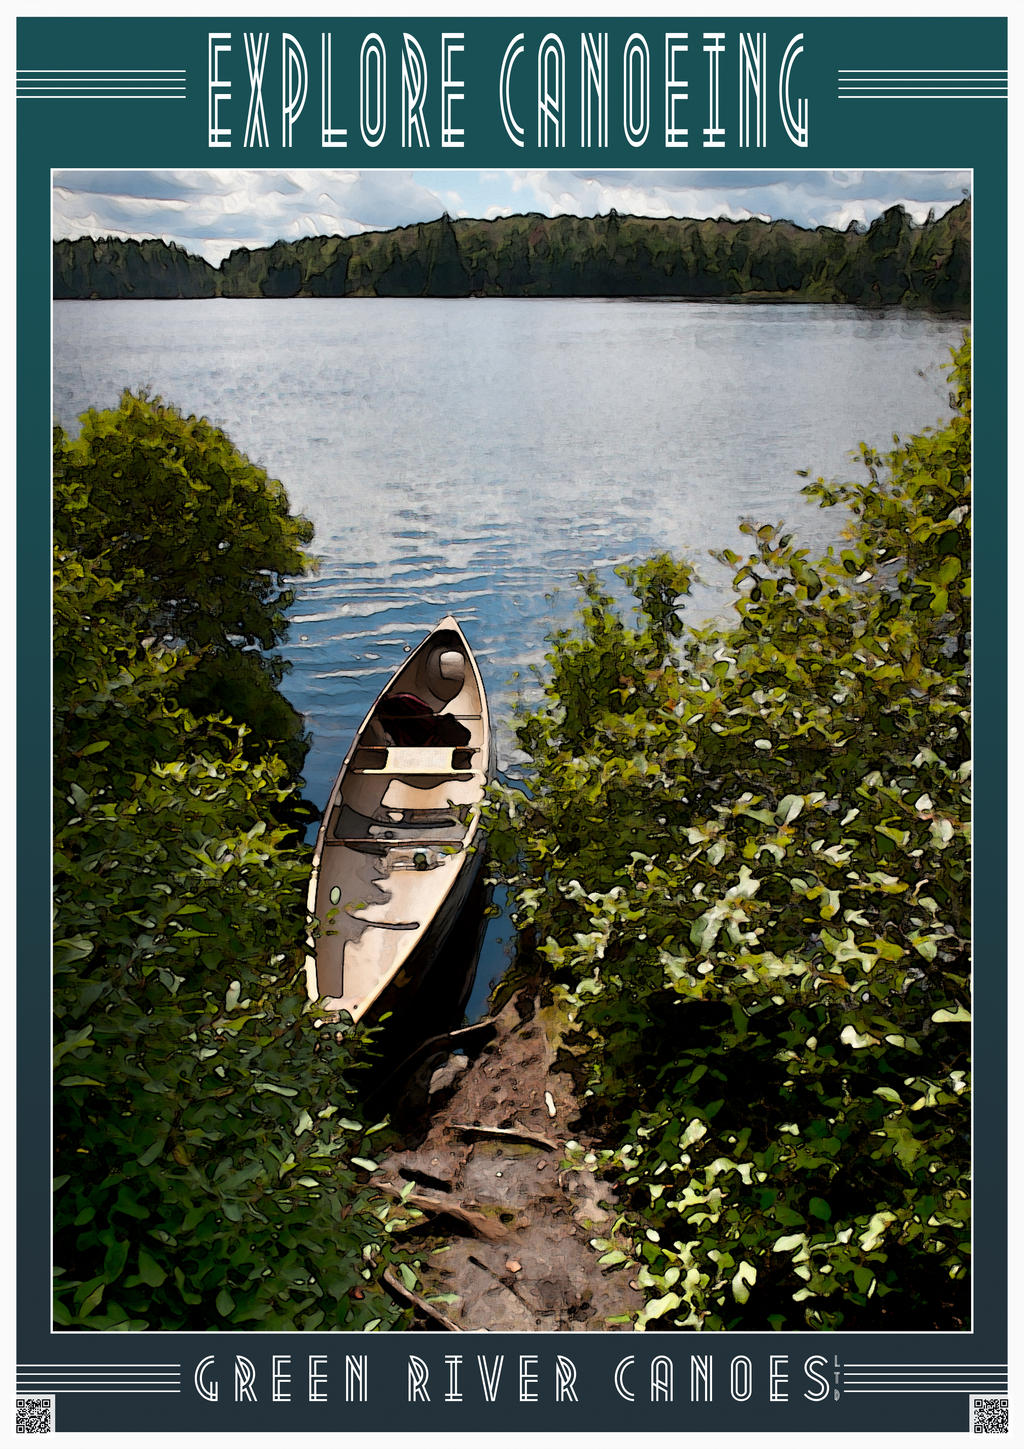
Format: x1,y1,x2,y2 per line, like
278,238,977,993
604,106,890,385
371,1179,508,1242
467,1254,538,1314
451,1122,559,1152
381,1266,463,1332
445,1017,498,1043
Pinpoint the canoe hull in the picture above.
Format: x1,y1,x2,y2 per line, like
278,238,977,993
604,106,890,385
306,615,492,1028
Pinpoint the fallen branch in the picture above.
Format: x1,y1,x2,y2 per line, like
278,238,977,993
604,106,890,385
371,1178,508,1241
452,1121,559,1152
382,1266,463,1331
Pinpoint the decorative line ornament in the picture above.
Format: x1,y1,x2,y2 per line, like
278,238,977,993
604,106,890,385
16,68,186,99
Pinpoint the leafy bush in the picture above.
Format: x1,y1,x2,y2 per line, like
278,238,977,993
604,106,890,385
491,339,971,1330
53,414,407,1330
54,391,315,775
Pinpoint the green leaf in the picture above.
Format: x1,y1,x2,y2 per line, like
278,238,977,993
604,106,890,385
79,739,112,756
136,1135,168,1167
54,935,94,964
137,1250,166,1288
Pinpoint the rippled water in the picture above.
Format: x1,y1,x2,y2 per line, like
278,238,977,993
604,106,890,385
53,297,964,1011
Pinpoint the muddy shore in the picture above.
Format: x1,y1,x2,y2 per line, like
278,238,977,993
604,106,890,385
370,987,643,1331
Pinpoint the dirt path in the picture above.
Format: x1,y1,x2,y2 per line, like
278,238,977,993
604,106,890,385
372,989,642,1331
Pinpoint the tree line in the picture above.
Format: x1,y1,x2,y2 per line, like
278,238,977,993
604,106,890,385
54,201,970,311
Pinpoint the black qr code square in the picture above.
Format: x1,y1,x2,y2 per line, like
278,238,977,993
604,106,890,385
972,1396,1010,1434
14,1397,54,1434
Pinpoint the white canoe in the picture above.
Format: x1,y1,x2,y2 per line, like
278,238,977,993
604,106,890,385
305,616,492,1025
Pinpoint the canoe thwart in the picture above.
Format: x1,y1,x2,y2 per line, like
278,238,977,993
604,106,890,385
330,838,466,849
326,802,472,851
353,745,480,776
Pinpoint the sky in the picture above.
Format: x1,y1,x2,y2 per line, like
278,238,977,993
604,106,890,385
51,168,971,266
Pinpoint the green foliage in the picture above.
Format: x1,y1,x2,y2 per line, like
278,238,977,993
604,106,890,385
54,202,971,312
490,339,971,1330
55,391,313,654
54,391,315,777
53,412,408,1330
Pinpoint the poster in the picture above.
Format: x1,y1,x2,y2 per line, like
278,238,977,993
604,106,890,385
18,5,1010,1442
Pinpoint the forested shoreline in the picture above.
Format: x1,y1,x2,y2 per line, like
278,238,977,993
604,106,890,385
54,200,969,311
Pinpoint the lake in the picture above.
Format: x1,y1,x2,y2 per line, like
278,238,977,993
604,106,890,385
52,297,965,1013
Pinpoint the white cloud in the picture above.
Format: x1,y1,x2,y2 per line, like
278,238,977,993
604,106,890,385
53,168,453,261
514,168,968,230
821,199,937,233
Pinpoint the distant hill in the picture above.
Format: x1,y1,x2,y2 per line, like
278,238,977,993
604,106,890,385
53,201,970,312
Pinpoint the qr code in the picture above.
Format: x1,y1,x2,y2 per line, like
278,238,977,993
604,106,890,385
971,1396,1010,1434
14,1397,54,1434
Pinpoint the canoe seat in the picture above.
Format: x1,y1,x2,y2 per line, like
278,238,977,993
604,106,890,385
377,695,472,746
353,745,480,777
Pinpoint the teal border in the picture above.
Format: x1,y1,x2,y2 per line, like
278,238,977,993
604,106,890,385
20,14,1007,1436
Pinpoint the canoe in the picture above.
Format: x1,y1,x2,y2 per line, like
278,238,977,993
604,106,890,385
305,615,492,1026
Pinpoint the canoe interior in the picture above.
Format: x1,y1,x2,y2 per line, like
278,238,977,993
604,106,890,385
307,621,491,1024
